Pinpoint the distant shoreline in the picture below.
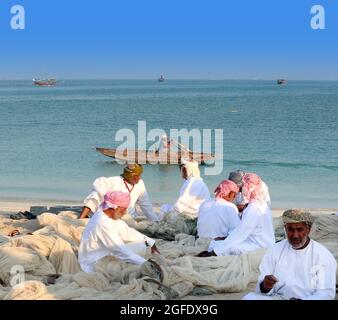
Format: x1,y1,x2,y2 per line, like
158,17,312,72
1,79,338,82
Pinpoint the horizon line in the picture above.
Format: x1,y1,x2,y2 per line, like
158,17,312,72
1,78,338,81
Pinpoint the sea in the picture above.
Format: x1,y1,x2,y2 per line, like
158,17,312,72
0,80,337,209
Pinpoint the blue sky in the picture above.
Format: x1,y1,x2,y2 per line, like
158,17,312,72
0,0,337,79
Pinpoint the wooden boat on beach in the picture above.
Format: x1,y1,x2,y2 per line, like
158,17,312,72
95,147,215,165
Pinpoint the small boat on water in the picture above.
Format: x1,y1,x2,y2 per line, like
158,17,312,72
96,137,215,165
277,79,287,85
33,78,57,86
158,75,165,82
95,148,215,165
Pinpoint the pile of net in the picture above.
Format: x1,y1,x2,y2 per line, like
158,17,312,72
0,210,337,300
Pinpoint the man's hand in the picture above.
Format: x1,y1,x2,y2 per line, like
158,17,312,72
196,250,217,257
151,244,160,254
262,275,278,292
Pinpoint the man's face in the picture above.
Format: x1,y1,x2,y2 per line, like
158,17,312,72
285,222,311,249
111,207,128,220
126,174,141,186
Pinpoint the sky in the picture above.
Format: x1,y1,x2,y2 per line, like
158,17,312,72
0,0,337,80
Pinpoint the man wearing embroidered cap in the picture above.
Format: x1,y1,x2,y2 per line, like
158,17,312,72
243,209,337,300
79,191,160,273
79,164,160,221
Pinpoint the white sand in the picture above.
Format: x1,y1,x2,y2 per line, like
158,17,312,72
0,198,337,217
0,199,82,214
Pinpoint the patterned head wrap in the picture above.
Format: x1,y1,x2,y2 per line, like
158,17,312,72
121,164,143,180
180,159,201,179
282,209,314,226
214,179,239,199
241,173,265,205
103,191,131,209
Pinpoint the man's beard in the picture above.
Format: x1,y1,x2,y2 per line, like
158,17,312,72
290,237,309,249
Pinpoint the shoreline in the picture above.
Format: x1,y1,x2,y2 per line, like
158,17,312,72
0,197,337,218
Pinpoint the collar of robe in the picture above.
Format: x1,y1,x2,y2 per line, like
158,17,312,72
123,179,135,194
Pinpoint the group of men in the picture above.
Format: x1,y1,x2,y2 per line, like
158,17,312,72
78,161,337,300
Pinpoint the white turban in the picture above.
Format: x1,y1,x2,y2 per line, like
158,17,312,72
181,159,201,179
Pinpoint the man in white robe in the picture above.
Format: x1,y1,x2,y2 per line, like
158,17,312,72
197,173,275,257
157,134,171,153
79,191,159,273
160,160,210,220
197,179,240,239
243,209,337,300
79,164,160,221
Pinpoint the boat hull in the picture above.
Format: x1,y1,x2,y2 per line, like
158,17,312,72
33,79,57,86
96,147,215,165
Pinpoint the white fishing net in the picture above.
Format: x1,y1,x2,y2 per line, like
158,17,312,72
0,211,337,300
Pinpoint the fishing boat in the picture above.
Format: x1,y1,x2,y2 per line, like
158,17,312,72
158,75,165,82
96,137,215,165
277,79,287,85
33,78,57,86
96,144,215,165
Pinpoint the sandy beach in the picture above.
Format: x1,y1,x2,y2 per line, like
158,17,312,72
1,198,337,217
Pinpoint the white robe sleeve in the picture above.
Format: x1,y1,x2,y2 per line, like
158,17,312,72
255,246,276,294
99,223,146,265
136,181,161,222
83,177,111,212
92,177,111,199
118,220,155,247
210,205,259,255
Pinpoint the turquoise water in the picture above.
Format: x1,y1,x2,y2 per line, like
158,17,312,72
0,80,337,208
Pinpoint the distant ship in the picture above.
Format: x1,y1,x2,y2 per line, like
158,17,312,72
158,75,165,82
277,79,287,85
33,78,57,86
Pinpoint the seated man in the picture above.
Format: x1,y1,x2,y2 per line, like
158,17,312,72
197,173,275,257
160,160,210,219
197,179,240,239
229,170,271,212
243,209,337,300
228,170,246,212
79,191,160,273
79,164,160,221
